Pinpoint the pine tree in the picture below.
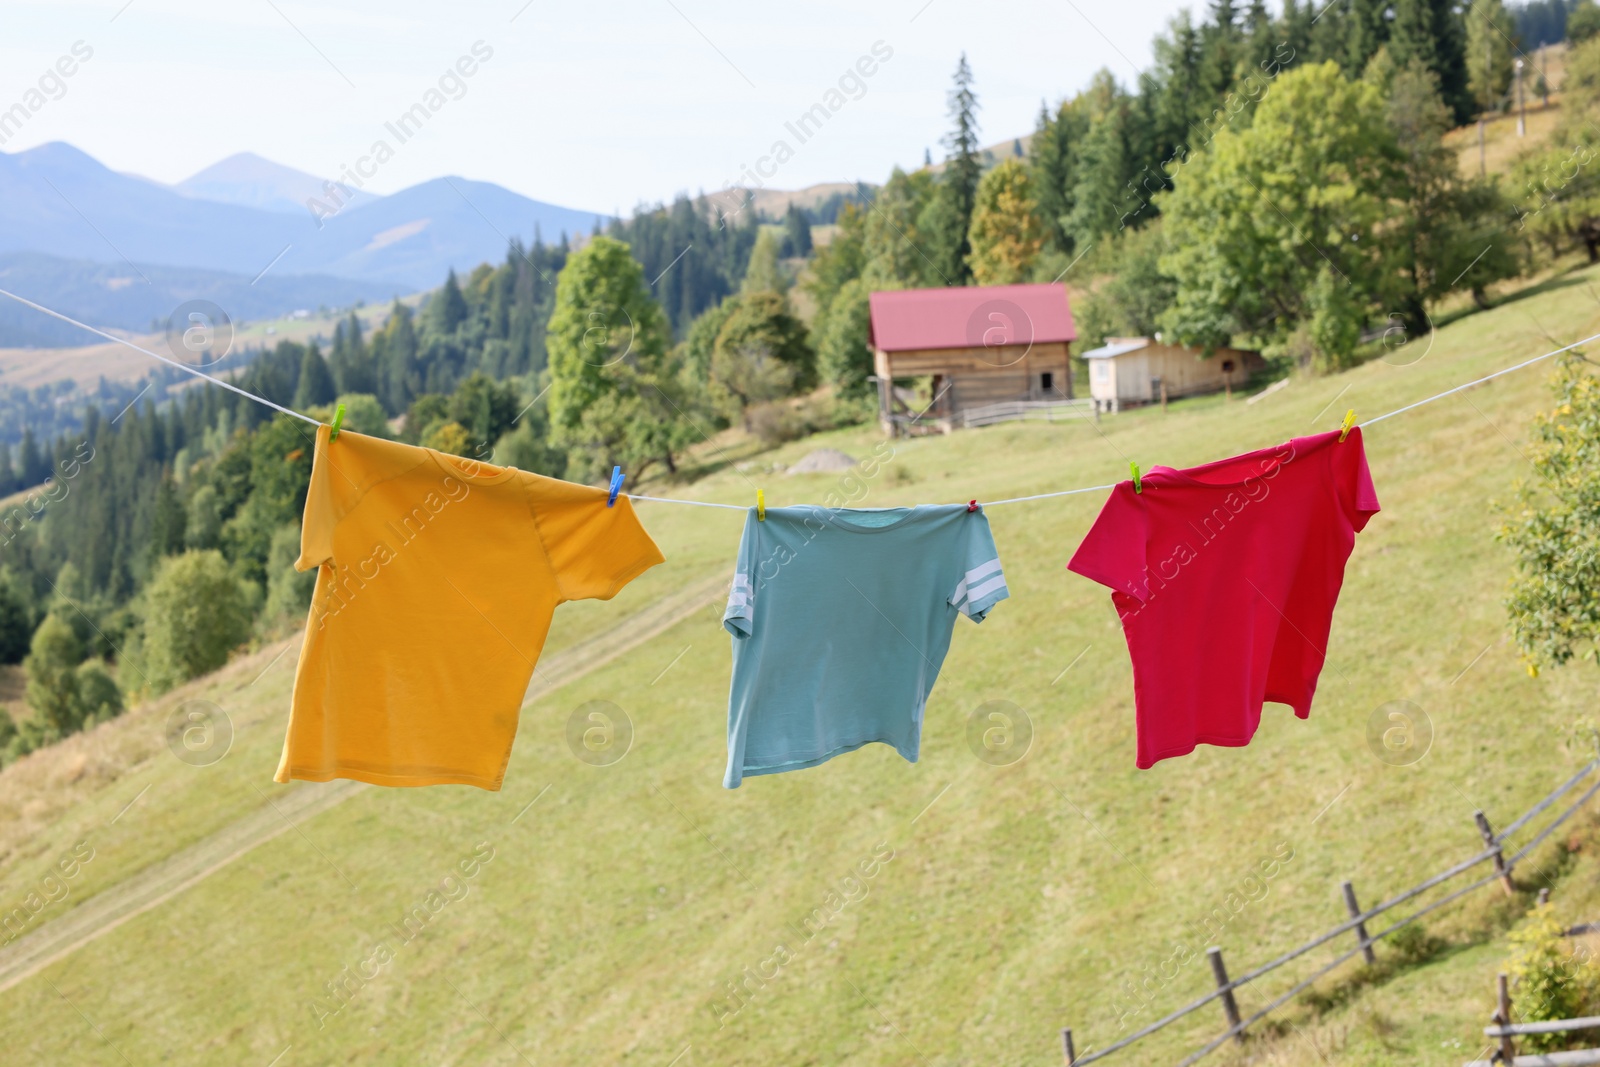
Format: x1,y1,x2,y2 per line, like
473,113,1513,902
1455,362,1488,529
378,302,419,414
782,203,813,258
1466,0,1518,112
17,429,46,488
1279,0,1316,65
1065,72,1137,246
1244,0,1276,67
1390,0,1475,122
1152,10,1206,157
1200,0,1243,100
1346,0,1391,73
929,53,982,285
292,344,337,411
1308,0,1351,65
429,269,469,336
1030,101,1080,253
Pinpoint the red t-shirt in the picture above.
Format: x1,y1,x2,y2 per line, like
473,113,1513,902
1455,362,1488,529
1068,428,1380,768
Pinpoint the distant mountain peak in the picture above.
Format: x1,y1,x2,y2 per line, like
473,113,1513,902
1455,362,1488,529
174,152,382,216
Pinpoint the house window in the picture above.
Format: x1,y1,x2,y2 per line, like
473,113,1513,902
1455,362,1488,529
1221,359,1235,373
1092,362,1109,381
1040,372,1053,393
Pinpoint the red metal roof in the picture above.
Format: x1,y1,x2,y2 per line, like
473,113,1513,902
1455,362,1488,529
867,283,1075,353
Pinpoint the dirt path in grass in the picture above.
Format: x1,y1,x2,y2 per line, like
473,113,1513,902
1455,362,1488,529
0,572,727,995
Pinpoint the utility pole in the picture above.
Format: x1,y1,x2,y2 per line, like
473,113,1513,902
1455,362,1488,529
1515,58,1526,137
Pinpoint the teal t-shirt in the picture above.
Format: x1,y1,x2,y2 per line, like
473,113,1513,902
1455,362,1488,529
721,503,1009,788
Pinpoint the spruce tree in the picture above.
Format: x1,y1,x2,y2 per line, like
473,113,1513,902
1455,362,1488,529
1390,0,1475,122
1346,0,1391,74
931,54,982,285
1466,0,1518,112
17,429,46,488
1030,101,1079,253
292,344,337,411
429,269,469,336
782,203,813,258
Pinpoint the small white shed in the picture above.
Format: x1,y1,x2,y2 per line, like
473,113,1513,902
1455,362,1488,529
1081,336,1263,412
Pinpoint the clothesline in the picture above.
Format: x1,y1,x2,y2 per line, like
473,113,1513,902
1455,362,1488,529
634,328,1600,511
3,285,1598,509
0,287,321,427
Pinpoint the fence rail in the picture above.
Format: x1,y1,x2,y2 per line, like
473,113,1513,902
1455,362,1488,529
959,399,1093,428
1061,759,1600,1066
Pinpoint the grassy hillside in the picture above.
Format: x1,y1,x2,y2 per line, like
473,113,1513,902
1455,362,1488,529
1444,43,1569,179
3,263,1600,1066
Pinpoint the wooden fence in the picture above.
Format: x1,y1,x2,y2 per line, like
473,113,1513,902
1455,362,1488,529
958,398,1094,428
1060,760,1600,1066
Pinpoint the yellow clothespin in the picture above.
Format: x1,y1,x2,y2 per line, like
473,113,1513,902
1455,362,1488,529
1129,461,1142,494
757,489,766,521
1339,409,1356,442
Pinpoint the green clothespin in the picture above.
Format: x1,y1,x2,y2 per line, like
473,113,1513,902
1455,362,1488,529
1339,409,1356,442
329,402,346,441
1130,461,1142,494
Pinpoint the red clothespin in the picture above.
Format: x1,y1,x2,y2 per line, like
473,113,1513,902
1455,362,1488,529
1339,409,1356,442
967,500,979,513
607,466,624,507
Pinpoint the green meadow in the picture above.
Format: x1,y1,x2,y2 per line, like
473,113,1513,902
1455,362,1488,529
5,264,1600,1067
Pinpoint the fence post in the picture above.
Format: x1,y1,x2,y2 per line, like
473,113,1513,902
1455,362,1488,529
1539,887,1551,906
1495,972,1517,1064
1341,881,1377,966
1474,810,1516,896
1207,946,1244,1044
1061,1027,1076,1064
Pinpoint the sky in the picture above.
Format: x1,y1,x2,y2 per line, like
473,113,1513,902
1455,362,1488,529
2,0,1196,214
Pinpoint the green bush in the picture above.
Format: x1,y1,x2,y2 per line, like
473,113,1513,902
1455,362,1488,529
17,612,123,750
1507,903,1600,1052
140,550,255,694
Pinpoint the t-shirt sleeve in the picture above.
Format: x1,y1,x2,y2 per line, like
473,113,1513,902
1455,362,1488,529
949,512,1009,623
1067,483,1149,601
534,488,665,602
1335,427,1381,532
296,423,339,571
722,511,758,638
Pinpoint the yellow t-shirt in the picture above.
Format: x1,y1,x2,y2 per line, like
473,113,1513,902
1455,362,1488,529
275,425,664,789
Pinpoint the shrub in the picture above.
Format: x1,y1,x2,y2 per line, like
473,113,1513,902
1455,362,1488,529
1507,903,1600,1052
141,550,255,693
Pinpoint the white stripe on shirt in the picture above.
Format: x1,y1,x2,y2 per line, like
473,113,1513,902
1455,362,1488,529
951,558,1004,607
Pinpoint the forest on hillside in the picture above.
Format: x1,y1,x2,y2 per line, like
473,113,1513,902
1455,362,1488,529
3,0,1600,767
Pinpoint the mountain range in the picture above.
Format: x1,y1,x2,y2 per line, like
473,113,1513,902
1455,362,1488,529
0,144,612,344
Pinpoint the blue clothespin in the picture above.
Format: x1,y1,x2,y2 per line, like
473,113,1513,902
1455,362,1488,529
329,402,346,441
607,466,624,507
1339,409,1356,442
1130,461,1142,494
757,489,766,521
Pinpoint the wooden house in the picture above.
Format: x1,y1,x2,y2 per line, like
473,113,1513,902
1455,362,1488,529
867,283,1076,434
1081,336,1264,412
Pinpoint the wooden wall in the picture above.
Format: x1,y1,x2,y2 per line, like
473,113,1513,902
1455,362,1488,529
874,341,1071,380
